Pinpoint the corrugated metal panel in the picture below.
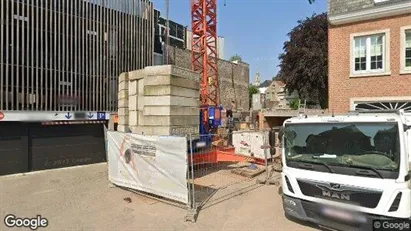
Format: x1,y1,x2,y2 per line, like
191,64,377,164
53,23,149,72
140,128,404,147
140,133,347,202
0,0,154,113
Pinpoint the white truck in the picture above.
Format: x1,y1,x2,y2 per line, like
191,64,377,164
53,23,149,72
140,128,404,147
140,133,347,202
281,109,411,231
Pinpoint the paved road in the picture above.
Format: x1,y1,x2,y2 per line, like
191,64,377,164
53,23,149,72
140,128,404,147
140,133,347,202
0,163,318,231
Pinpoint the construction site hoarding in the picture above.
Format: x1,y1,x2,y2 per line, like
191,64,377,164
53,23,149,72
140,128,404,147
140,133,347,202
106,131,188,204
0,0,154,112
232,130,270,160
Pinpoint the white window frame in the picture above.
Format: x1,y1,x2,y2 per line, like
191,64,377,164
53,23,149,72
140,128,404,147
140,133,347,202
400,26,411,74
350,29,391,78
350,96,411,111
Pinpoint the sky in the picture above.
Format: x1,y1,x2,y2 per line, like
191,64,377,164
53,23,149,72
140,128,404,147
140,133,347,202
151,0,327,83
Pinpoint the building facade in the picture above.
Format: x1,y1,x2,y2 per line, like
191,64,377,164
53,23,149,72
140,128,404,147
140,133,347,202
0,0,154,113
328,0,411,113
153,9,186,60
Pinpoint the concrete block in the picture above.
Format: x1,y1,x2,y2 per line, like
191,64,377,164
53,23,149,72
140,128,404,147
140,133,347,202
118,108,129,117
141,115,199,126
144,75,199,90
170,126,199,136
138,79,145,96
118,99,128,108
144,85,199,98
129,95,138,111
138,111,145,126
144,65,200,82
170,116,199,126
130,125,198,136
129,111,138,126
138,95,145,111
129,80,138,96
118,90,129,100
117,125,130,133
128,69,146,81
131,126,171,136
144,96,199,107
119,73,129,82
118,115,129,125
143,106,199,116
118,81,128,91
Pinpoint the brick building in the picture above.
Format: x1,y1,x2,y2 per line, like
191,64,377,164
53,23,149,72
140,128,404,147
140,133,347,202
328,0,411,113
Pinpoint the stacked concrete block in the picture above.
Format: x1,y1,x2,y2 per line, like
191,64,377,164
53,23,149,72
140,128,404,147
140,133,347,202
127,69,144,132
117,73,129,132
123,65,200,136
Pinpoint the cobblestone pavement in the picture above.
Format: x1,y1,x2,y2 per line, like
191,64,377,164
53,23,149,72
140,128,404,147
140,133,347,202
0,163,318,231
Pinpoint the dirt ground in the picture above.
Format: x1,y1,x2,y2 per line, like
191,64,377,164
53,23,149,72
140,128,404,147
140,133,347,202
0,163,318,231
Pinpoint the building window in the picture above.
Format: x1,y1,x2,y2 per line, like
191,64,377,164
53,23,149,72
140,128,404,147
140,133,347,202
354,34,385,73
401,26,411,74
350,30,390,77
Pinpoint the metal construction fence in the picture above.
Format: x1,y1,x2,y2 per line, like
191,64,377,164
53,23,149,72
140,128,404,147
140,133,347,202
185,131,280,221
106,129,282,222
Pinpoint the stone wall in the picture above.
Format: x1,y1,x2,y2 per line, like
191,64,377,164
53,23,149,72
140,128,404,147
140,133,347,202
117,65,200,136
164,46,250,111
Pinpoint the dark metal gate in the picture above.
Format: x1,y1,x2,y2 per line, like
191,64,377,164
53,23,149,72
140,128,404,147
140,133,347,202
0,122,29,175
30,124,106,171
0,122,106,176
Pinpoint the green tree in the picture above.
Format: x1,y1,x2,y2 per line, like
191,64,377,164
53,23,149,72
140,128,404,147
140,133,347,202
289,99,300,110
229,54,242,62
278,13,328,108
248,85,259,108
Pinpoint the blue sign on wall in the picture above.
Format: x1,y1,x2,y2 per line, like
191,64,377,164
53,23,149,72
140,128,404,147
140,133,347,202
97,112,106,120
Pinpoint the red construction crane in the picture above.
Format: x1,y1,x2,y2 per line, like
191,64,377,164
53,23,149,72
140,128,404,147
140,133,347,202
191,0,220,134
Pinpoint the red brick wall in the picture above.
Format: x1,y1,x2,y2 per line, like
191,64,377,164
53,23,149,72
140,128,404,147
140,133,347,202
328,14,411,113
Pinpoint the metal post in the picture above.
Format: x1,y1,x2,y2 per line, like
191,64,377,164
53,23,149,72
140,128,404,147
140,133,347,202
189,133,196,209
185,133,199,222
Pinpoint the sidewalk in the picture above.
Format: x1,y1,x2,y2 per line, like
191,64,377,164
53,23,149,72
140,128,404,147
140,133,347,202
0,163,317,231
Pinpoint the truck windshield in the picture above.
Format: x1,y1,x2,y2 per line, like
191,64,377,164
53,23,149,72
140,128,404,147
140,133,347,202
284,122,401,174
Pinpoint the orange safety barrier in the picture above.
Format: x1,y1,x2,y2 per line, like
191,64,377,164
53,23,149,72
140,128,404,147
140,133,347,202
190,146,267,166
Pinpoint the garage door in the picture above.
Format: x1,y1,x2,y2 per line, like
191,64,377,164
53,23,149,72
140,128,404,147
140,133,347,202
354,101,411,112
0,122,29,176
30,124,106,171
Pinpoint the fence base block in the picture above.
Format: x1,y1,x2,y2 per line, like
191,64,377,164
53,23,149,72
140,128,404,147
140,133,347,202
108,182,117,188
184,207,199,223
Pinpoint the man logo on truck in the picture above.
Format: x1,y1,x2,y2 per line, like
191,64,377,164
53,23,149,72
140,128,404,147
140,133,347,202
330,183,341,189
316,184,351,201
322,190,351,201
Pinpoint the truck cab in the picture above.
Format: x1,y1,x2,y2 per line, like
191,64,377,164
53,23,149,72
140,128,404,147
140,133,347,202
281,110,411,231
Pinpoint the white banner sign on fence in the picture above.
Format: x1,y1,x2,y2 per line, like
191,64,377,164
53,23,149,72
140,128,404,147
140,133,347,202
106,131,188,204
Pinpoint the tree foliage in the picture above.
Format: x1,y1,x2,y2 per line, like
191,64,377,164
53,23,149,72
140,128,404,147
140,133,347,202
229,54,242,62
289,99,300,110
278,13,328,108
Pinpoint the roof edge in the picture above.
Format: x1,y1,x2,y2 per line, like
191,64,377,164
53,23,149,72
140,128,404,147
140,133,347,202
328,1,411,26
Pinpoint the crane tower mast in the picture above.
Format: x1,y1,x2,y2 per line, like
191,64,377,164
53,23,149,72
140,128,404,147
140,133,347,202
191,0,220,134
